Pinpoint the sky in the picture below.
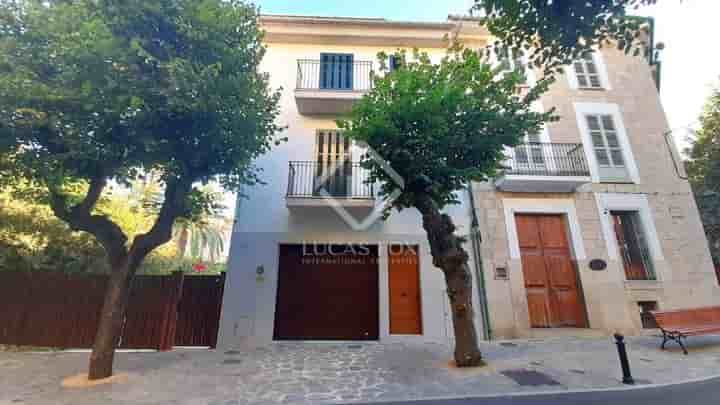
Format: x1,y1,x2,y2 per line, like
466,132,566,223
256,0,476,22
256,0,720,152
637,0,720,150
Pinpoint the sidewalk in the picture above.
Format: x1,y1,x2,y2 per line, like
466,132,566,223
2,335,720,405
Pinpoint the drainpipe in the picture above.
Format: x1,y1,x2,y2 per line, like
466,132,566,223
467,183,492,340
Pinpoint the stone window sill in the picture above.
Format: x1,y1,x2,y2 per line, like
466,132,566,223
624,280,663,291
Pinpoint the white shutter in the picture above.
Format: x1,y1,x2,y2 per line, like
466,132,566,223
587,114,626,168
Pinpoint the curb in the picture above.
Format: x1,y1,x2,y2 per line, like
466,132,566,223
353,373,720,404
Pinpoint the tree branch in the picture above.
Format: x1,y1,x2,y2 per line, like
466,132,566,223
128,177,192,269
48,176,129,264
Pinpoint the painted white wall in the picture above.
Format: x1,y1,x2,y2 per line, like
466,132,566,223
218,43,484,347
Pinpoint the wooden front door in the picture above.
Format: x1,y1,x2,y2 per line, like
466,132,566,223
516,214,587,328
388,245,422,334
274,244,379,340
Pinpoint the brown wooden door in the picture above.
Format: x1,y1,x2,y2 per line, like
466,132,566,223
516,214,587,328
274,244,379,340
388,245,422,334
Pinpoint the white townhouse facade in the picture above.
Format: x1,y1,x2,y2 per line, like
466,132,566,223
217,14,720,346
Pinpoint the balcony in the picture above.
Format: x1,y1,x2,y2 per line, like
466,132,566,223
286,161,375,211
495,143,591,193
295,59,373,115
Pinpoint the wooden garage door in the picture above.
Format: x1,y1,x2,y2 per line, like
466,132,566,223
274,244,379,340
516,214,587,328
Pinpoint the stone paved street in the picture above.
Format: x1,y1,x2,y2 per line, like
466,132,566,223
2,335,720,405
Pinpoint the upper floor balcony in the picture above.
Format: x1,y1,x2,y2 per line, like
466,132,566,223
295,57,373,115
286,160,376,212
495,142,591,193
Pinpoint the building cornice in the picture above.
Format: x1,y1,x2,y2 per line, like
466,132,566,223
260,14,456,30
259,14,489,48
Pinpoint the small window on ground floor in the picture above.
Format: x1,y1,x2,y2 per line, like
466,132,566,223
611,211,656,281
638,301,659,329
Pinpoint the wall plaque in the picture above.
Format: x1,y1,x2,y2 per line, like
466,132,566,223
589,259,607,271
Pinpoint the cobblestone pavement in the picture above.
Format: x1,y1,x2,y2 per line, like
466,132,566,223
3,335,720,405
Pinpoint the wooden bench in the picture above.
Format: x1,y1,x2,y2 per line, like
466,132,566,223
651,307,720,355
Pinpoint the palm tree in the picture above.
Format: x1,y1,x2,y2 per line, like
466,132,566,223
173,217,227,262
129,175,230,263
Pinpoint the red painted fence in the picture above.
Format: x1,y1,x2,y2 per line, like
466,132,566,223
0,271,225,349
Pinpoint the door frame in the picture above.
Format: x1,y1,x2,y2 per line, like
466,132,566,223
503,199,590,328
503,199,587,261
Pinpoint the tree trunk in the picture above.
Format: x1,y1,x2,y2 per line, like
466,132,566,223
416,195,484,367
177,227,189,259
46,176,191,380
88,257,137,380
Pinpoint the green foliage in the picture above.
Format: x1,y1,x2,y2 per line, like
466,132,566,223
135,176,229,262
0,181,229,273
473,0,659,72
686,83,720,264
338,48,555,212
0,189,106,272
0,0,282,193
687,86,720,191
0,0,280,270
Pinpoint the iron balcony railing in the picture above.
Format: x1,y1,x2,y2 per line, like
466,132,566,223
503,142,591,177
296,59,373,92
287,161,375,199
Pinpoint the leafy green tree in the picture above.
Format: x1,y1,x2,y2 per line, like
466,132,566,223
686,83,720,265
0,0,281,379
0,183,183,274
0,187,107,273
338,49,554,366
473,0,660,72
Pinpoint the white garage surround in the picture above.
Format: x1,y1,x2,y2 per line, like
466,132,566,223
217,233,469,347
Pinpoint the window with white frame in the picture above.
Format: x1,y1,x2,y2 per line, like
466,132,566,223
574,102,639,184
611,211,656,281
585,114,631,182
595,193,665,282
497,48,528,85
514,131,546,170
573,52,604,89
